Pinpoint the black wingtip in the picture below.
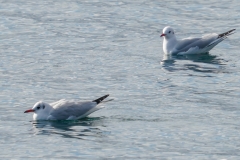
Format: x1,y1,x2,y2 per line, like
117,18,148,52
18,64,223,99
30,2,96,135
218,29,236,38
93,94,110,104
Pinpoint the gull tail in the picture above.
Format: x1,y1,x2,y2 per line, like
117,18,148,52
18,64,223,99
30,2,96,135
207,29,236,48
102,98,114,103
93,94,110,104
218,29,236,38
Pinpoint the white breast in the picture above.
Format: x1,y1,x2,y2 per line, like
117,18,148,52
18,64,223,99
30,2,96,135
163,38,177,54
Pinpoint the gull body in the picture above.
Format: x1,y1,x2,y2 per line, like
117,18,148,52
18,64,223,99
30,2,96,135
160,26,235,55
24,94,110,120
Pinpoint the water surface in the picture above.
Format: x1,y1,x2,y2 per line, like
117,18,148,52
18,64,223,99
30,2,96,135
0,0,240,159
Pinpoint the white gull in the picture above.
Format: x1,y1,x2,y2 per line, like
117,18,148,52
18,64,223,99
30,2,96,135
24,94,110,120
160,26,235,55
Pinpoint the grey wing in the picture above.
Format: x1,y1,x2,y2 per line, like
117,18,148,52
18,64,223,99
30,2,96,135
175,34,218,53
175,37,201,50
50,99,66,107
50,100,97,120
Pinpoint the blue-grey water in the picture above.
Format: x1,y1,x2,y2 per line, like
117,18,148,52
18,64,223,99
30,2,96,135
0,0,240,159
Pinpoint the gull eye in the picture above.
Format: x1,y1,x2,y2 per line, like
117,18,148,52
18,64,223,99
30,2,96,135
169,31,171,33
37,106,40,110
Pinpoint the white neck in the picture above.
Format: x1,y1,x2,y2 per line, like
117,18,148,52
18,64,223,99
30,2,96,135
163,36,177,54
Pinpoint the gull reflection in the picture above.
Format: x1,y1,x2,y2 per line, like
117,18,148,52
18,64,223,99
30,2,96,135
161,53,225,73
30,117,107,140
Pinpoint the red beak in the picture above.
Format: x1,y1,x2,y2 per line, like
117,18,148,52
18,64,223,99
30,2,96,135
24,109,34,113
160,33,166,37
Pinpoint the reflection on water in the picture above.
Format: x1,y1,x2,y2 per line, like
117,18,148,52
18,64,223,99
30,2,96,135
31,117,108,140
161,53,226,73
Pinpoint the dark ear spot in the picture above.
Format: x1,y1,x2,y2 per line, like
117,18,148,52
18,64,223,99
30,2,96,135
43,104,45,109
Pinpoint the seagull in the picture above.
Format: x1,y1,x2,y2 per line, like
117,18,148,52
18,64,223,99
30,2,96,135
160,26,235,55
24,94,110,120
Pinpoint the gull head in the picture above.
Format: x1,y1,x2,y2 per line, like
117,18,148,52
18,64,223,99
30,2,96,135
24,101,52,120
160,26,175,39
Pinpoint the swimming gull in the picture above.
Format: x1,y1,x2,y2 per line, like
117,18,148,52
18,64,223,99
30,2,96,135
160,26,235,55
24,94,110,120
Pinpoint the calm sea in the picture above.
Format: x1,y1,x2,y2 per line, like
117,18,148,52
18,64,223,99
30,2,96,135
0,0,240,159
